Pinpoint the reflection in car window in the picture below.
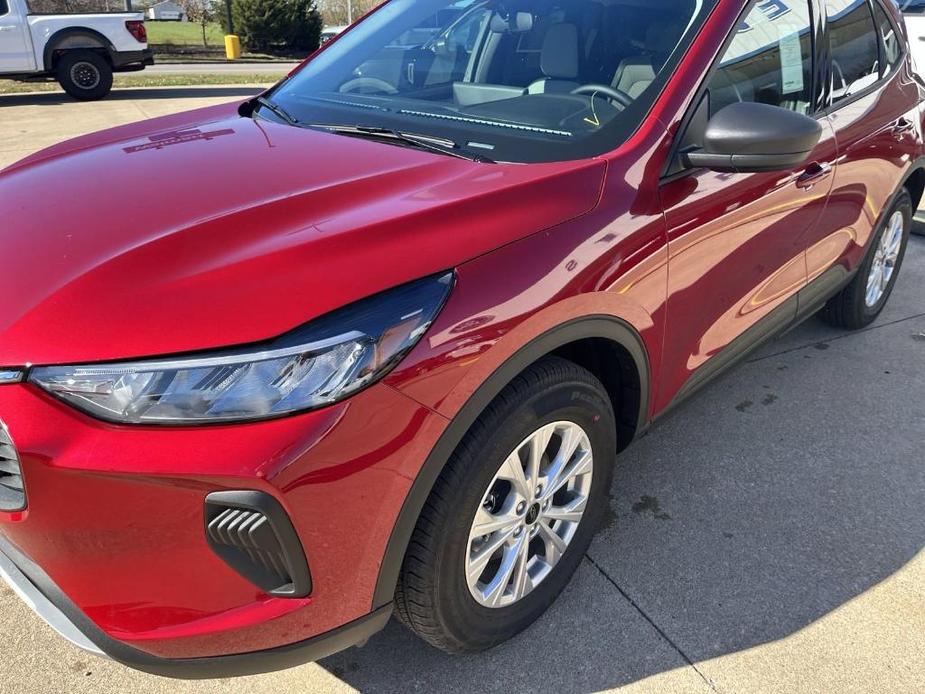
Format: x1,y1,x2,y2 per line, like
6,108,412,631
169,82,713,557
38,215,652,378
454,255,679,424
268,0,718,164
899,0,925,14
707,0,814,117
828,0,880,104
872,0,902,77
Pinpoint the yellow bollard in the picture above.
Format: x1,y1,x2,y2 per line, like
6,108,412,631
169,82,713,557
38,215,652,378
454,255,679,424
225,35,242,60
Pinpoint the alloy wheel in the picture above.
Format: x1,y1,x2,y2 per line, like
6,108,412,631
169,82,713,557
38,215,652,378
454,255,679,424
866,210,905,307
70,62,101,91
465,421,593,608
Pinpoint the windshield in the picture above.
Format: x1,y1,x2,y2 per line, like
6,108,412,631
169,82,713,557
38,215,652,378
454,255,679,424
266,0,715,163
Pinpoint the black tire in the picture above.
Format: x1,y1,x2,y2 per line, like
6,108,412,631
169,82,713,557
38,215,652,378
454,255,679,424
820,188,911,330
56,50,113,101
395,356,617,653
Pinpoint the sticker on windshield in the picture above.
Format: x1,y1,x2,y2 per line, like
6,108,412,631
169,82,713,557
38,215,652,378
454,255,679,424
779,30,804,94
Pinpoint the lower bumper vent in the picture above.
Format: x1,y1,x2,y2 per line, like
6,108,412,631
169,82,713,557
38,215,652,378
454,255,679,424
0,423,25,512
205,491,311,598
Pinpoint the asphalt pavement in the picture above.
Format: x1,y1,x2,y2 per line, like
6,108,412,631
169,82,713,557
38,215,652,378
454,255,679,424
0,88,922,694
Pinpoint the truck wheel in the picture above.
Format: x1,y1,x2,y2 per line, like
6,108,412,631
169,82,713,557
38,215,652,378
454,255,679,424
57,50,113,101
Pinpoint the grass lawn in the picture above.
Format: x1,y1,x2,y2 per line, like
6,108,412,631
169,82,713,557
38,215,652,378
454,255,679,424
146,21,301,61
146,20,225,47
0,73,286,95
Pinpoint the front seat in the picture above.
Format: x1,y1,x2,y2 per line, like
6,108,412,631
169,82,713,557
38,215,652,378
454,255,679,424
527,23,581,94
611,22,682,99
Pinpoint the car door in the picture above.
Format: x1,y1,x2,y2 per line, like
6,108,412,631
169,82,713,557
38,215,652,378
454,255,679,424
802,0,922,287
656,0,839,410
0,0,33,73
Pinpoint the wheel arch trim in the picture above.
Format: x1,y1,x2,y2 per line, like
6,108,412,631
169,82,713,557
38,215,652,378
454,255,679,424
43,28,114,71
898,156,925,210
372,315,650,609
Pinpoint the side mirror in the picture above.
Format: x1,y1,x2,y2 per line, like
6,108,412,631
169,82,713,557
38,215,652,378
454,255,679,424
682,102,822,173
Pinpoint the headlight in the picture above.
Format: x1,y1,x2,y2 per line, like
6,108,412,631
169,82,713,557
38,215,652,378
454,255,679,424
29,273,453,425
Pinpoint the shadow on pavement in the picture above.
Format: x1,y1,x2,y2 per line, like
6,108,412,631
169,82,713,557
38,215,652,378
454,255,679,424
0,87,263,107
318,239,925,693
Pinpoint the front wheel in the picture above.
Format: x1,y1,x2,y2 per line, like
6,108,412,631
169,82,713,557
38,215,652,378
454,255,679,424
395,356,616,653
57,50,113,101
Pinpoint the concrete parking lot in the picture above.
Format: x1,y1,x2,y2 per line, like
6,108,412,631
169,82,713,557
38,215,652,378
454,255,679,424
0,87,264,169
1,88,923,694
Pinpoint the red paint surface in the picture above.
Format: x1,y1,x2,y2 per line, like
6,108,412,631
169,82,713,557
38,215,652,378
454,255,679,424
1,0,922,661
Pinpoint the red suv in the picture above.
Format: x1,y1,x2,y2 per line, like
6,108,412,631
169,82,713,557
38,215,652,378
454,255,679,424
1,0,921,678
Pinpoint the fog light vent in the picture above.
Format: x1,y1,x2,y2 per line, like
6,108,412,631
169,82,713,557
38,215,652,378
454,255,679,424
0,423,25,512
205,491,312,598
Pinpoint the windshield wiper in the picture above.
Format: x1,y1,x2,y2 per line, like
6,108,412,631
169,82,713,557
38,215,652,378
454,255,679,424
308,124,495,163
254,96,299,126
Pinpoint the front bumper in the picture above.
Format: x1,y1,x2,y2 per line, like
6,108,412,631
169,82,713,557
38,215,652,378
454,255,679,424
0,378,448,671
0,536,103,657
0,533,391,678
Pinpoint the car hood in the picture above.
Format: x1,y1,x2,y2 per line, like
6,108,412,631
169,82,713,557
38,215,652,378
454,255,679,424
0,103,605,366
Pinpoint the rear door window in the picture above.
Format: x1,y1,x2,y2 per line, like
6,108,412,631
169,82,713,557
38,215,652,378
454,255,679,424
828,0,881,104
899,0,925,14
872,0,903,78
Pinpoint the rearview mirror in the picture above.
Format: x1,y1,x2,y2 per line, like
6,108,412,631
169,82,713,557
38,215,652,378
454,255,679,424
682,102,822,173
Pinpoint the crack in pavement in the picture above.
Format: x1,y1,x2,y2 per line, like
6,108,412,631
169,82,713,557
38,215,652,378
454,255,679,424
583,553,720,693
748,312,925,364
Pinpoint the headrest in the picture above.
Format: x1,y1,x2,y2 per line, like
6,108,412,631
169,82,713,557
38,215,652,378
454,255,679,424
540,23,579,80
645,22,683,57
489,11,534,33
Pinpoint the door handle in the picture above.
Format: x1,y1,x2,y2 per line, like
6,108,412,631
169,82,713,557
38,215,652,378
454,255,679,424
892,118,914,140
0,26,17,32
795,162,832,190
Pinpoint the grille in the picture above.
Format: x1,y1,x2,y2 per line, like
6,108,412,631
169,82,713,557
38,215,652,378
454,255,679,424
204,491,312,598
0,424,25,512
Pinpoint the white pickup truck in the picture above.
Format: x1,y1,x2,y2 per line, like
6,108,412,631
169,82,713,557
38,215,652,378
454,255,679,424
0,0,152,100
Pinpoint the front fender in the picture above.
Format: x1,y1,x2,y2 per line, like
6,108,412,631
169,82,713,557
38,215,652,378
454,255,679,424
374,310,653,611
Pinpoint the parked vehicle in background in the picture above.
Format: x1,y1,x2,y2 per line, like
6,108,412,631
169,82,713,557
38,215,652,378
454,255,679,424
0,0,152,100
320,25,347,44
0,0,923,679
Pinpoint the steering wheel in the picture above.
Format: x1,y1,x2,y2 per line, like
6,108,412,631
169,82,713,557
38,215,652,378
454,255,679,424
339,77,399,95
571,84,633,108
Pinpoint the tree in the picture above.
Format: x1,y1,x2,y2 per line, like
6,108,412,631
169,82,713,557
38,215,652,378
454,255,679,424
179,0,215,47
220,0,322,54
27,0,126,11
316,0,380,27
